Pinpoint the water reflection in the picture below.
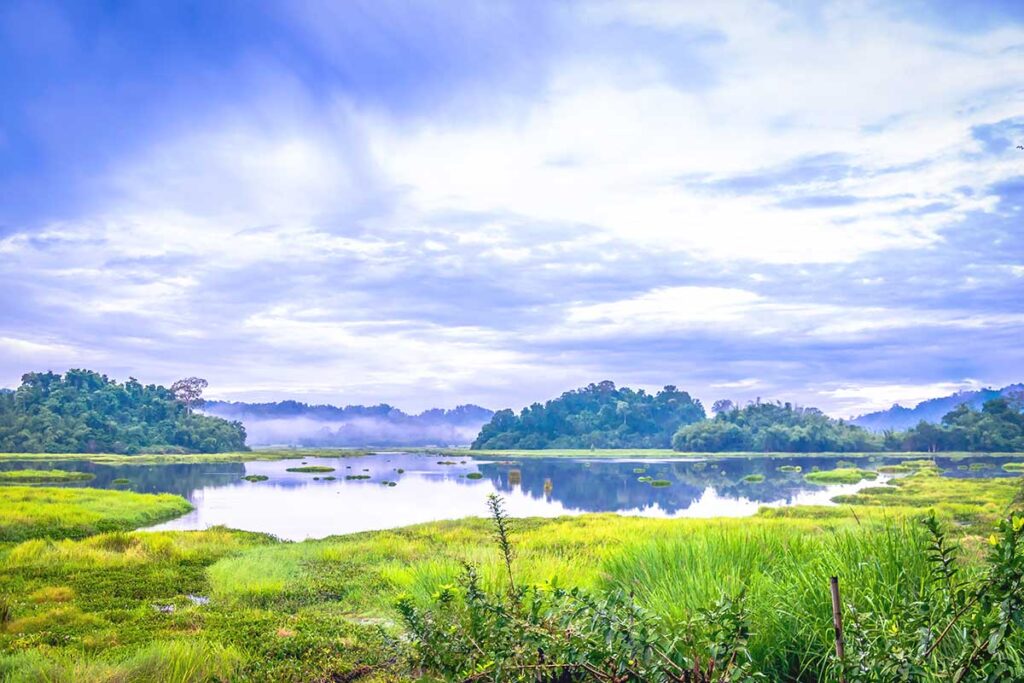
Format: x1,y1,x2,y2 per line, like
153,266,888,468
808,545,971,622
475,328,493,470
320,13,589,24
0,453,1019,541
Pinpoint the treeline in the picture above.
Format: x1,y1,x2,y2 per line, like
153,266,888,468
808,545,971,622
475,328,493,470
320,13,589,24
472,381,1024,452
0,370,247,454
895,397,1024,452
471,381,705,449
675,397,1024,452
672,400,876,452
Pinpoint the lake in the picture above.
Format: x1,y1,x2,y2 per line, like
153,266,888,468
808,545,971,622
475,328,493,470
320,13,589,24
1,453,1018,540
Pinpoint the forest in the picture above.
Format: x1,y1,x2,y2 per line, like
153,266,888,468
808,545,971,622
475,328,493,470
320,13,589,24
0,370,247,454
472,382,1024,453
672,400,878,452
471,381,706,449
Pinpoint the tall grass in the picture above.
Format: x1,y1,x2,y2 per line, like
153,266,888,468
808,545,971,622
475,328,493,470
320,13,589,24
0,486,192,542
602,520,937,679
0,639,241,682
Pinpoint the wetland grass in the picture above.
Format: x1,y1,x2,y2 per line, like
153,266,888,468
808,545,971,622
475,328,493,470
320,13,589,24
804,468,878,485
0,469,94,483
0,486,192,542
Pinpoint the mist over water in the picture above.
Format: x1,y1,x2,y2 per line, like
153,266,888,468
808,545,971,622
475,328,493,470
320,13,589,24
237,416,486,447
201,401,494,447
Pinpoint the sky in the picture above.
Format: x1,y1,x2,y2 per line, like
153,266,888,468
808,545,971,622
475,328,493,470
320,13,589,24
1,0,1023,418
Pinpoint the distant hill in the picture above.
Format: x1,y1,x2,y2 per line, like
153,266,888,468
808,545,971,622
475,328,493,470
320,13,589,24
472,381,705,449
852,383,1024,432
202,400,493,447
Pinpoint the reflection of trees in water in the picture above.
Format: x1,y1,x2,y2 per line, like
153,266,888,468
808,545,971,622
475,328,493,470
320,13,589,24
0,460,245,497
476,455,995,514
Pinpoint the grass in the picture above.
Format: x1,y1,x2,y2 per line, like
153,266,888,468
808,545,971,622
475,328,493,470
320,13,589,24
804,467,879,484
0,448,374,465
0,469,95,483
285,466,335,473
0,487,192,542
1,463,1023,680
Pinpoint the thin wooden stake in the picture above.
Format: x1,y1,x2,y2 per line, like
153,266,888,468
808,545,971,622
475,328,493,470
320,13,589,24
830,576,847,683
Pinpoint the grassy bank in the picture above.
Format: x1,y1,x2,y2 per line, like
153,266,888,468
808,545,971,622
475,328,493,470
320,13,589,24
414,447,1024,460
1,470,1021,681
0,469,95,483
0,448,373,465
0,487,193,542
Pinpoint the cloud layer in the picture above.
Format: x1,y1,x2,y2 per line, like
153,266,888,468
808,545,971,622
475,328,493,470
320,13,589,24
1,0,1023,417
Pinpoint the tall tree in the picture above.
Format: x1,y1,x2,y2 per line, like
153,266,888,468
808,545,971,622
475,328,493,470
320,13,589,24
170,377,208,414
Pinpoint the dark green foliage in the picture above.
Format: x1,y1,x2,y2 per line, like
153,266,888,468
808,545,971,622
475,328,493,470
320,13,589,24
837,512,1024,682
473,381,705,449
399,495,762,682
673,400,879,453
899,398,1024,452
0,370,247,454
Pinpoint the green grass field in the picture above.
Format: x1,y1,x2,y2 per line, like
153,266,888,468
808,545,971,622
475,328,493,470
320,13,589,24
1,467,1022,681
0,487,193,542
0,469,95,483
0,448,374,465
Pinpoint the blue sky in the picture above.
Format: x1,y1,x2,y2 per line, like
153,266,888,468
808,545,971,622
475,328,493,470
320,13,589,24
1,1,1022,417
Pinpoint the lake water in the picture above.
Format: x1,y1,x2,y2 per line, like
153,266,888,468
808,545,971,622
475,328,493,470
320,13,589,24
1,453,1018,540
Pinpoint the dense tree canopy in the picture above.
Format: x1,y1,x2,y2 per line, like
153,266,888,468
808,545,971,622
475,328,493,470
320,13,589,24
898,398,1024,452
672,400,880,452
471,381,705,449
0,370,247,454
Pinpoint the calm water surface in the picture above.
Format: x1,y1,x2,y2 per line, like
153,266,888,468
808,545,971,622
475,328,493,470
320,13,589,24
1,453,1017,540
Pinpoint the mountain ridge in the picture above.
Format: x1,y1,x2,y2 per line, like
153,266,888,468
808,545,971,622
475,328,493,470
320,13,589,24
852,383,1024,432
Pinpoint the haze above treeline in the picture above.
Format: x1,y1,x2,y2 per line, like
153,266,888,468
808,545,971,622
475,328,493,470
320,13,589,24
1,369,1022,453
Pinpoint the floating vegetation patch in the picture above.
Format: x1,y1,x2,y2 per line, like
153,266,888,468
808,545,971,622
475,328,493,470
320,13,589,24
112,478,130,485
285,466,335,473
649,480,672,487
877,465,911,473
241,475,269,482
0,470,95,483
902,459,938,469
396,469,405,474
345,475,371,481
466,472,484,480
804,468,878,485
777,465,802,473
742,474,765,483
835,460,856,468
633,467,647,474
1002,463,1024,472
637,476,653,483
436,461,457,465
968,463,994,471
